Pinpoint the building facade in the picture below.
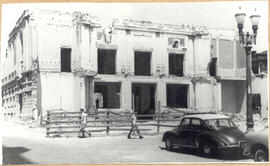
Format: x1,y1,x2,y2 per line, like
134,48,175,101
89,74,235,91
1,9,248,120
251,51,268,118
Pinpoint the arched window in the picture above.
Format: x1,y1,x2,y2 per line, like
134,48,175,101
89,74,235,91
19,31,23,55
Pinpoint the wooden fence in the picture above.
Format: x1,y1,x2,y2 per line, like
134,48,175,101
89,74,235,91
46,107,187,137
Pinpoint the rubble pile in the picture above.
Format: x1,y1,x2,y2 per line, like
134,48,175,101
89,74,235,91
222,112,268,132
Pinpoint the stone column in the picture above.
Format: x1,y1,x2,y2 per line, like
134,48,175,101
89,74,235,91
84,76,94,112
121,80,132,112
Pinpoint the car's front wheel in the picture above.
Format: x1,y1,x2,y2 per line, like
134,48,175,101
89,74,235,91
165,135,174,151
254,148,268,162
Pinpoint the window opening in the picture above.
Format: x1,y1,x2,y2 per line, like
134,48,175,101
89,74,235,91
98,49,116,75
61,48,71,72
167,84,188,108
169,53,184,77
94,82,120,108
134,51,151,76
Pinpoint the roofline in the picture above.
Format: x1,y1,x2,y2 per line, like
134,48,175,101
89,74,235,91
8,9,30,42
8,9,102,43
112,18,209,35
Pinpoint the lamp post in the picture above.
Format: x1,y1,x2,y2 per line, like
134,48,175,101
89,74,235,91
235,8,260,132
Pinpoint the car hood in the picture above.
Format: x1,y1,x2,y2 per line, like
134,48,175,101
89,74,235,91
214,128,245,144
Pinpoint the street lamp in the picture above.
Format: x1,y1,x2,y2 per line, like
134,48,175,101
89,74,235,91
235,8,260,132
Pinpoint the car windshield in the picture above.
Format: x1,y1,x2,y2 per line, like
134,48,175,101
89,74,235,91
205,118,236,130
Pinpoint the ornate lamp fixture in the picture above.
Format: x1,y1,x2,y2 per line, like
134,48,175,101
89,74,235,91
235,7,260,132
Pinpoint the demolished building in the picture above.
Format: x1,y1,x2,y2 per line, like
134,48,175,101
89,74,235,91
1,9,249,121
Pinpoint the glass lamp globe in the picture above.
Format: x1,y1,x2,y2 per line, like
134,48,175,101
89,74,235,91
250,14,260,26
235,13,246,25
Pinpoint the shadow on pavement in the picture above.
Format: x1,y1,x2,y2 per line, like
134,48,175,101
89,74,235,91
159,146,252,161
2,146,34,164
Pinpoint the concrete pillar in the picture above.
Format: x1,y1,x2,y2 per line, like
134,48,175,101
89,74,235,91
84,77,90,111
157,81,166,110
89,77,94,110
189,83,195,109
121,80,132,111
193,38,199,75
84,76,94,112
215,82,222,111
71,76,81,112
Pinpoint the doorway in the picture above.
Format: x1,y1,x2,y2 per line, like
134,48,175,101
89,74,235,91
166,84,188,108
132,83,156,116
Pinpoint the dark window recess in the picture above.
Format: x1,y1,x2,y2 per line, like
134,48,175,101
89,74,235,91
126,29,131,35
134,51,151,76
252,61,267,75
169,54,184,77
209,57,217,76
155,32,160,38
98,49,116,75
252,61,259,74
19,32,23,54
132,83,156,118
167,84,188,108
94,82,120,108
252,94,261,114
13,43,17,65
61,48,71,72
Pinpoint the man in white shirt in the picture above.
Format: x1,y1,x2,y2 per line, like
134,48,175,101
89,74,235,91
127,112,143,139
79,109,91,138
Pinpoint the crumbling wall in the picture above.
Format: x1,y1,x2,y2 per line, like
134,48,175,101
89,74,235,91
40,72,82,115
221,80,246,113
195,82,215,112
252,76,268,118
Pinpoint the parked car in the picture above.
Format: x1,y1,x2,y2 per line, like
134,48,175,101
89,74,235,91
162,113,247,156
245,127,269,162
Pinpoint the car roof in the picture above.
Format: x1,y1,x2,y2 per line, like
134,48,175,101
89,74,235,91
183,113,229,120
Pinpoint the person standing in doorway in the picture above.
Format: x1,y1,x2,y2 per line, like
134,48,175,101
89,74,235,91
95,98,100,119
95,98,100,109
127,112,143,139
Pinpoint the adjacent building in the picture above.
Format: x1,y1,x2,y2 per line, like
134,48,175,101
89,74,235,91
1,9,250,120
251,51,268,118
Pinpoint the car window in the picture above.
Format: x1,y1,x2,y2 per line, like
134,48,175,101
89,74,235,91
191,119,203,129
219,119,229,127
219,119,235,127
205,118,236,129
205,119,218,129
180,118,190,129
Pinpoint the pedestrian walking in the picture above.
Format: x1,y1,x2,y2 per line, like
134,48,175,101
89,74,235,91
127,112,143,139
79,109,91,138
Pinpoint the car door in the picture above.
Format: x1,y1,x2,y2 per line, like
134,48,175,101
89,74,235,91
186,118,204,147
175,118,191,146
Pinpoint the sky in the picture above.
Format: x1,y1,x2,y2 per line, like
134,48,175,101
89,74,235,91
1,1,268,59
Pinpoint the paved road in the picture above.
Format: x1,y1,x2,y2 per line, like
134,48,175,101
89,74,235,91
3,135,253,164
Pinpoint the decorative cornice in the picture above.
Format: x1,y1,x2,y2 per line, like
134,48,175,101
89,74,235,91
167,47,187,54
96,43,119,50
73,68,97,77
113,19,208,35
190,76,214,84
72,11,101,27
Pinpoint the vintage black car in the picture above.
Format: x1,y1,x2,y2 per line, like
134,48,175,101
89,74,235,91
162,114,247,156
